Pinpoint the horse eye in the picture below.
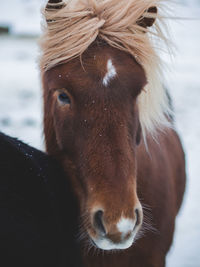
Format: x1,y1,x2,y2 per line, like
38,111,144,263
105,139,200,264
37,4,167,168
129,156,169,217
58,92,71,105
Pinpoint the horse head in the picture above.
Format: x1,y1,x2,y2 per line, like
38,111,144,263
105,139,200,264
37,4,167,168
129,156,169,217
41,0,168,251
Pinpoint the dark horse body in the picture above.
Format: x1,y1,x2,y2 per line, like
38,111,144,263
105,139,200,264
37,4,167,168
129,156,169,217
0,132,82,267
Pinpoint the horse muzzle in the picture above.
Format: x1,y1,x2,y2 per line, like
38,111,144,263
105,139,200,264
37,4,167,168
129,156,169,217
88,204,143,251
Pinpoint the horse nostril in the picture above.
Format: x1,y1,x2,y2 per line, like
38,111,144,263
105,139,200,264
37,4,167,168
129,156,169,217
135,208,141,226
93,210,106,236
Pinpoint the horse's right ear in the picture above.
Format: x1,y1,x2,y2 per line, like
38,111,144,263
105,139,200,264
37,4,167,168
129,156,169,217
137,6,158,29
45,0,65,10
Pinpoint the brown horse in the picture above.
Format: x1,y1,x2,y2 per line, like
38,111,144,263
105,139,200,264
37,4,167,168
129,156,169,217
40,0,186,266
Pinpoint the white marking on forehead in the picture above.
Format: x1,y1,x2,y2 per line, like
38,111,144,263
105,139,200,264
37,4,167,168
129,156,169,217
102,59,117,86
117,217,135,235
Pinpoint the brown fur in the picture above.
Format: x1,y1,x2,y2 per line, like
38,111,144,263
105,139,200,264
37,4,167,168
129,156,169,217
80,130,186,267
42,41,186,266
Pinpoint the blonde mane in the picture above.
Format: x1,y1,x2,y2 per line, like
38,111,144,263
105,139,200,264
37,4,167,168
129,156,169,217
39,0,172,137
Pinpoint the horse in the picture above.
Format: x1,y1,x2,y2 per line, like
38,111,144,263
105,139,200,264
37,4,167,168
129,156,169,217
0,132,82,267
40,0,186,266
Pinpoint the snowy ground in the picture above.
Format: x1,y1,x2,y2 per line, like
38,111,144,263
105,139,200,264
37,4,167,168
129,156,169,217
0,36,44,149
0,1,200,267
164,7,200,267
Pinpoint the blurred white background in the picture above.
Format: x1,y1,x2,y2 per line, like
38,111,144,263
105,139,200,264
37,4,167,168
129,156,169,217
0,1,200,266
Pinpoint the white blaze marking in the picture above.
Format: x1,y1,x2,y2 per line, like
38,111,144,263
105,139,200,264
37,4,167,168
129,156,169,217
117,218,135,235
103,59,117,86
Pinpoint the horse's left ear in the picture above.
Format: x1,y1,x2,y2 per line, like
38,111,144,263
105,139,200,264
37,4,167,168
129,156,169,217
46,0,65,10
45,0,66,24
137,6,158,28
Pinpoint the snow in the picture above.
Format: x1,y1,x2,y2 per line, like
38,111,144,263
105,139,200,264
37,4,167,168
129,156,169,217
165,6,200,267
0,1,200,266
0,0,46,36
0,36,43,149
